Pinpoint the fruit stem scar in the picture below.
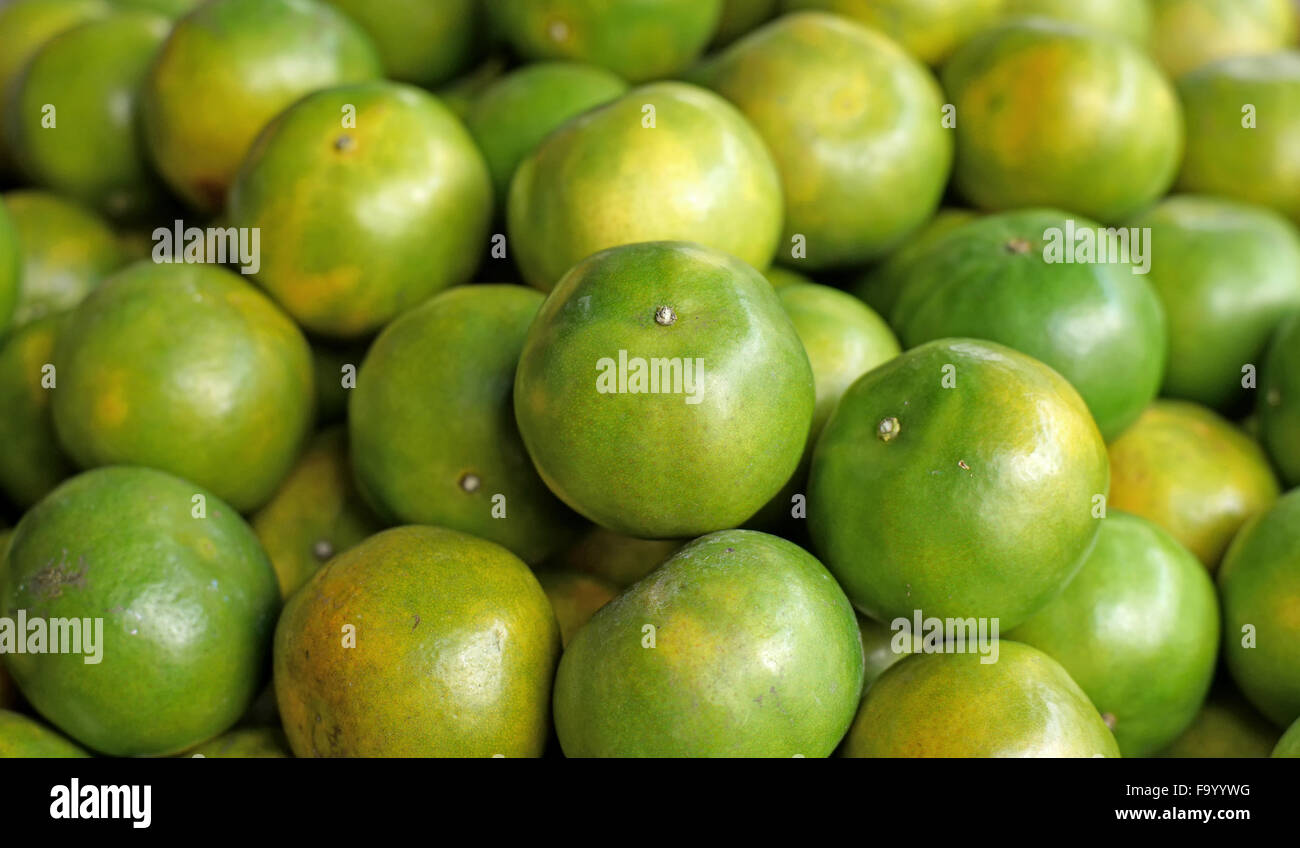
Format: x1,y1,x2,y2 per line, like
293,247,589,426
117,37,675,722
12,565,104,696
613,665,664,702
1005,237,1031,254
877,417,900,442
459,472,481,493
312,540,334,562
654,305,677,326
334,135,355,152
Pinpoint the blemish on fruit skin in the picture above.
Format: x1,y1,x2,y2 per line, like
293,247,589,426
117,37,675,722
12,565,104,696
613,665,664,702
877,416,900,442
958,460,971,471
334,134,356,153
459,472,481,493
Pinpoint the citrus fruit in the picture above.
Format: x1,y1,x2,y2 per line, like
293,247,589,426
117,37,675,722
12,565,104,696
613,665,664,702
1,466,279,756
514,242,814,538
321,0,485,86
537,571,618,648
1009,512,1219,755
713,0,778,46
1001,0,1152,42
434,55,509,122
842,641,1120,757
250,427,383,600
1107,400,1280,569
0,198,18,334
351,285,581,564
763,266,814,289
781,0,1003,65
274,525,560,757
0,709,89,757
1274,718,1300,756
1261,313,1300,486
808,338,1109,629
488,0,723,83
51,261,314,512
1157,685,1283,757
228,81,492,339
507,82,783,291
184,727,291,758
0,313,75,508
139,0,382,212
0,0,111,179
1219,488,1300,727
887,208,1167,441
1177,51,1300,226
3,190,126,328
466,61,629,207
1131,196,1300,413
8,10,170,220
1150,0,1298,78
943,18,1182,222
553,529,863,757
547,526,683,588
695,12,951,268
858,615,916,690
851,208,978,318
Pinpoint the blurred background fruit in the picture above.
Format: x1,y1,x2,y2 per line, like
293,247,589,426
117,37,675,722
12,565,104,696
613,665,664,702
537,571,618,648
1157,684,1283,757
1002,0,1152,42
1261,314,1300,486
322,0,486,87
783,0,1003,64
0,709,89,758
1149,0,1298,78
0,312,75,508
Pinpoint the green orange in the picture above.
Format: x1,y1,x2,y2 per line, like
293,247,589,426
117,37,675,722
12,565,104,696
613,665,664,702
488,0,723,82
553,529,863,757
842,641,1120,757
9,10,170,220
1261,313,1300,486
1150,0,1298,78
184,727,291,758
1010,512,1219,755
1219,488,1300,727
782,0,1003,65
351,285,581,564
943,17,1182,222
888,208,1167,441
1107,400,1280,569
321,0,485,86
0,710,89,757
2,466,279,756
140,0,382,211
0,198,18,334
713,0,778,46
537,571,618,648
0,313,74,508
809,338,1109,629
514,242,813,538
1131,195,1300,413
852,208,978,318
548,526,683,588
274,525,560,757
858,615,916,690
696,11,952,267
1157,686,1282,757
1002,0,1152,42
1276,718,1300,757
51,261,314,512
507,82,783,291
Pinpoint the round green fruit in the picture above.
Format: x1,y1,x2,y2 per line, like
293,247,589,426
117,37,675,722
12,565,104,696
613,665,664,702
515,242,814,538
51,261,314,512
274,525,560,757
1261,313,1300,486
140,0,382,212
809,338,1109,629
842,641,1120,757
321,0,485,86
695,11,951,267
351,285,581,564
553,529,863,757
1219,488,1300,727
537,571,618,648
0,710,89,758
184,727,291,758
1177,51,1300,226
1157,686,1282,757
1131,195,1300,413
888,208,1167,441
2,466,279,756
858,615,915,691
1010,512,1219,755
1002,0,1152,42
782,0,1003,65
852,208,977,318
1275,718,1300,757
507,82,783,291
1150,0,1298,79
0,313,75,508
488,0,723,83
548,526,683,588
713,0,778,46
943,18,1182,222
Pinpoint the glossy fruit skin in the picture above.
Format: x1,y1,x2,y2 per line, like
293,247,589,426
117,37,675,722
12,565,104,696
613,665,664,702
696,12,952,268
229,82,490,339
537,571,617,648
352,285,581,564
1150,0,1298,79
250,427,383,600
554,529,864,757
1010,512,1219,755
1261,314,1300,487
1177,52,1300,226
2,466,279,756
1157,686,1282,757
507,82,783,291
809,339,1109,629
943,18,1182,223
889,209,1167,441
488,0,723,83
515,242,814,538
321,0,485,86
3,190,125,328
274,525,560,757
0,313,75,508
782,0,1003,65
466,61,629,207
1132,196,1300,413
0,710,89,757
140,0,382,212
1002,0,1152,42
1219,489,1300,727
548,527,683,588
1275,718,1300,757
184,727,290,758
9,11,170,220
1108,400,1280,569
51,261,314,512
0,198,18,334
843,641,1120,757
852,208,977,318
